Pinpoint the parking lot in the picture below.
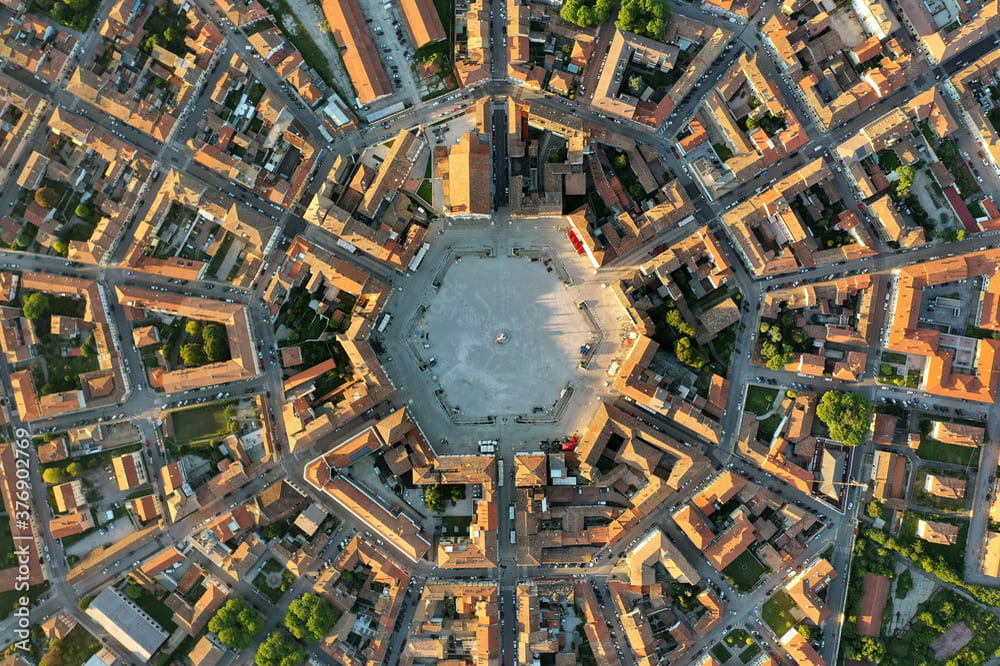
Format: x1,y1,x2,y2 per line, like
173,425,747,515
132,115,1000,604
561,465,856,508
355,0,420,110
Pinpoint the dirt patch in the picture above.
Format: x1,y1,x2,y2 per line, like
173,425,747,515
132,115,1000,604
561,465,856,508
930,621,972,661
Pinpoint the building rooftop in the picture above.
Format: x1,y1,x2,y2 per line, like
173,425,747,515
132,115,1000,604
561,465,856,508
86,587,169,662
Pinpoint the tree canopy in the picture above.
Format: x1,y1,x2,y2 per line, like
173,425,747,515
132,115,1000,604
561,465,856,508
255,631,304,666
22,292,49,319
34,187,60,209
203,323,226,341
185,321,202,337
665,309,695,337
180,343,207,367
560,0,614,28
42,467,66,484
424,485,446,514
208,598,264,650
284,593,337,642
615,0,671,38
674,336,706,369
204,337,229,362
815,390,871,446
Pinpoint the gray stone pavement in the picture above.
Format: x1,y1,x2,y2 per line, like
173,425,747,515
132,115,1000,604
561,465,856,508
378,213,632,452
417,255,592,417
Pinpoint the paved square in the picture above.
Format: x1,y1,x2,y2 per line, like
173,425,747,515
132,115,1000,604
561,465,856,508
418,256,592,417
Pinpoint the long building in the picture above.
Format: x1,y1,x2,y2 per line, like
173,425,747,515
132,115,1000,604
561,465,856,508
322,0,391,104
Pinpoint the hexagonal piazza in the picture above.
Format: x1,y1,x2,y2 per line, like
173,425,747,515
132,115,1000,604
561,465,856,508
414,254,595,419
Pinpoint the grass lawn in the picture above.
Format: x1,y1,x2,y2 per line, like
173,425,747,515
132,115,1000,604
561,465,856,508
170,404,230,442
745,386,779,415
724,628,753,650
0,582,48,621
54,624,101,665
0,520,14,568
441,515,472,535
128,587,177,632
417,179,433,204
722,550,769,591
739,643,762,663
254,558,295,604
710,643,732,661
757,413,783,442
762,591,797,636
917,438,980,466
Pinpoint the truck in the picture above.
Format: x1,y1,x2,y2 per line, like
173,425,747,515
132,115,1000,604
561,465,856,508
377,313,391,333
510,530,516,544
509,504,515,520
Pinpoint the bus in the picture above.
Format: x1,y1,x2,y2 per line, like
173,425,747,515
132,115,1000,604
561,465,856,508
498,459,504,487
510,530,516,544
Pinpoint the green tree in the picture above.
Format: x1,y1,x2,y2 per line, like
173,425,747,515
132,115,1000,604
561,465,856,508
815,390,871,447
66,462,83,477
74,204,91,220
560,0,614,27
40,641,63,666
284,593,337,642
627,74,644,96
80,334,96,358
42,467,66,484
202,323,226,341
674,336,706,369
34,186,60,209
424,485,445,514
766,353,793,371
896,165,916,196
53,240,68,256
180,343,206,367
204,337,229,362
125,583,143,600
255,631,304,666
956,228,968,241
185,320,202,337
666,309,695,337
209,598,264,650
629,183,644,200
22,292,49,319
615,0,670,38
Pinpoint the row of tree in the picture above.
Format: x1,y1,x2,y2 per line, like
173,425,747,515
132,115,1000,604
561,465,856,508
615,0,671,39
560,0,614,27
209,593,339,666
